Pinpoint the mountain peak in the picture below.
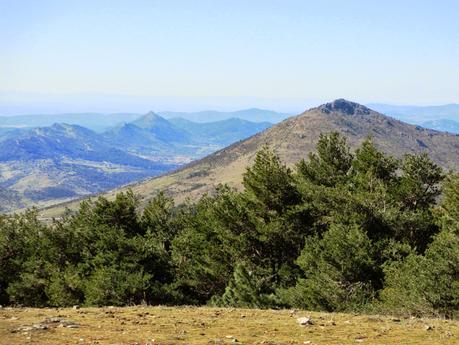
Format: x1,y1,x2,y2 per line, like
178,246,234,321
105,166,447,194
318,99,371,115
132,111,167,129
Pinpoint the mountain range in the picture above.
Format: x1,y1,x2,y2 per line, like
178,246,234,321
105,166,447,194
159,108,290,123
0,108,286,132
3,105,459,134
0,114,271,212
40,99,459,218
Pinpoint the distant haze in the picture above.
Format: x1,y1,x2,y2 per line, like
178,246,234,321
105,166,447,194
1,1,458,112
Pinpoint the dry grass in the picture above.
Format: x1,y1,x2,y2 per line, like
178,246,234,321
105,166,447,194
1,306,458,345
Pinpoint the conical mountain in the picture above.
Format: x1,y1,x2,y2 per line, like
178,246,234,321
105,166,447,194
41,99,459,215
131,111,190,143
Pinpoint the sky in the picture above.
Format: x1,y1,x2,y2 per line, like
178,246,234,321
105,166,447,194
1,0,458,114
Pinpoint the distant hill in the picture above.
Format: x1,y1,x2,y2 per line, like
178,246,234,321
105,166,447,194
169,117,272,147
159,108,289,123
103,112,193,156
368,103,459,123
421,119,459,134
130,112,191,143
103,112,272,158
43,99,459,216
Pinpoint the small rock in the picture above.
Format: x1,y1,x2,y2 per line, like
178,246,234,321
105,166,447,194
424,325,434,331
72,305,80,310
11,324,49,333
297,317,314,326
11,326,33,333
304,341,312,344
65,324,80,328
32,324,49,330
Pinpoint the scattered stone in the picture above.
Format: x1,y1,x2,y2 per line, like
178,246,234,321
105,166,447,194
303,341,312,344
297,317,314,326
11,324,49,333
11,317,80,333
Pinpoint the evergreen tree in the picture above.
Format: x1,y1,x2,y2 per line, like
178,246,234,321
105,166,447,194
281,223,377,312
352,137,398,182
243,145,300,215
213,263,275,308
297,132,353,187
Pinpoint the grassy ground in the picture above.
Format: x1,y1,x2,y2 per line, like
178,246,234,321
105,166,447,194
0,306,458,345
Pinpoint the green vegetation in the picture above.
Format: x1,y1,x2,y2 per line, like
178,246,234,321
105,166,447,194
1,132,458,318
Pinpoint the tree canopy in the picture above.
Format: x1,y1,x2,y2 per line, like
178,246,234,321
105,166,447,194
1,132,457,318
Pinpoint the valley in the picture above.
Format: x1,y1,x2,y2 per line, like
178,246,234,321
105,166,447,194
0,112,272,212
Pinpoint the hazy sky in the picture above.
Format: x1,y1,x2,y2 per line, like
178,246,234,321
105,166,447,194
1,0,458,113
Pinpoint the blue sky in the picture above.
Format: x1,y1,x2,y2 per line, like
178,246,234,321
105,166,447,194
1,0,458,113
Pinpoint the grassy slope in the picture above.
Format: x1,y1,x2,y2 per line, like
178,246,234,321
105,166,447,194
1,306,458,345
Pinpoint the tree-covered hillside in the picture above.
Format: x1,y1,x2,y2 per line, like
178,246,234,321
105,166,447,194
1,133,458,318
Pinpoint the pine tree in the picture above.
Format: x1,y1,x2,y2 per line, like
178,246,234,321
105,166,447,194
243,145,300,215
297,132,353,187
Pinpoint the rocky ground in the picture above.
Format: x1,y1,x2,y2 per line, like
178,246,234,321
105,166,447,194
0,306,457,345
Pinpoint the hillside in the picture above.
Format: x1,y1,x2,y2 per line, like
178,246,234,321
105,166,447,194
41,99,459,216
